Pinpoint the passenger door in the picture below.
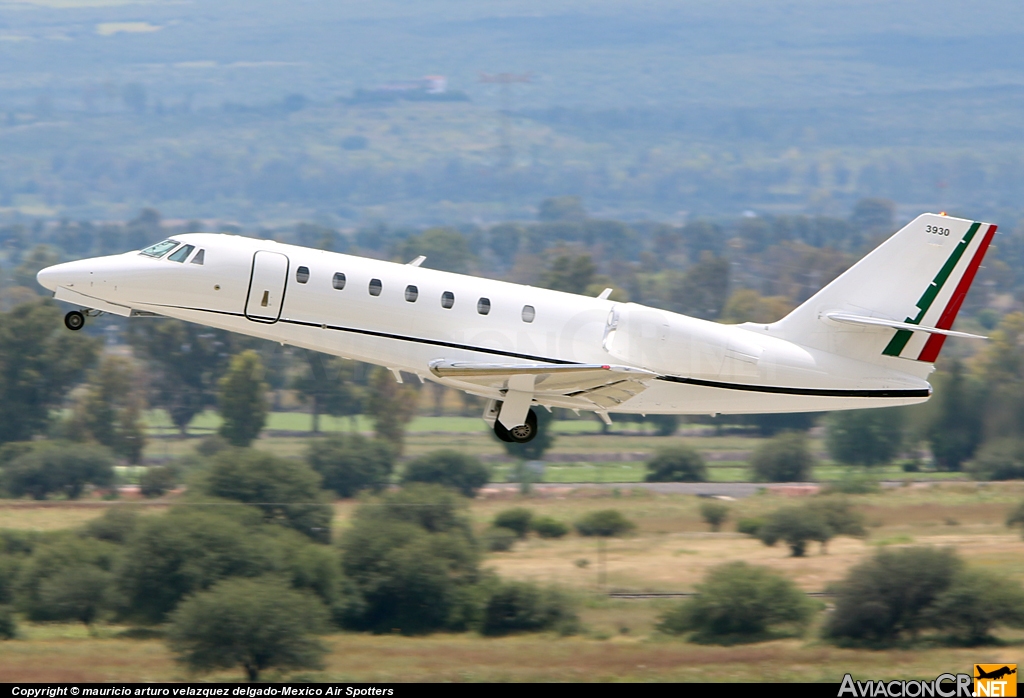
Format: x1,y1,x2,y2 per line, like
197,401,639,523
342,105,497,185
245,251,289,323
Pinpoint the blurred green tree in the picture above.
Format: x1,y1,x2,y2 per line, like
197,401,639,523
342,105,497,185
217,350,268,447
0,300,98,443
305,433,394,498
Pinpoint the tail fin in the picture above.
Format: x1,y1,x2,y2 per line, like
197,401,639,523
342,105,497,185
769,213,997,367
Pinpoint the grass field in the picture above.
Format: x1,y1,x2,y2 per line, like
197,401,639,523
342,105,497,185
2,482,1023,682
139,409,968,484
3,628,1021,683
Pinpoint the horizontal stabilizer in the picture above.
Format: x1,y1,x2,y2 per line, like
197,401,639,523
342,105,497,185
822,311,987,340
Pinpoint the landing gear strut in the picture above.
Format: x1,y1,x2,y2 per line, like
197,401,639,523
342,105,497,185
494,407,539,444
64,310,85,331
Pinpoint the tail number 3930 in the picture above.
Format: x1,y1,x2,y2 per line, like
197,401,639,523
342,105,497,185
926,225,951,236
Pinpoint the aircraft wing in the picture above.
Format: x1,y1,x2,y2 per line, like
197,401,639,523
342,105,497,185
428,360,656,409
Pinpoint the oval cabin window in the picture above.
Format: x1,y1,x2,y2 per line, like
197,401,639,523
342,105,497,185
477,297,491,315
522,305,536,323
369,278,382,296
405,285,419,302
441,291,455,309
332,272,346,290
296,266,310,284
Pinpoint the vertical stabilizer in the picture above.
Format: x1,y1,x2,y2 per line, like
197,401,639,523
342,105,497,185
768,213,997,367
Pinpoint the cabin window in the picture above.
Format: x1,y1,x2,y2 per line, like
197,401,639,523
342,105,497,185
140,239,179,258
168,244,195,263
296,266,310,284
190,249,205,265
369,278,382,296
405,285,419,302
477,297,491,315
332,272,346,290
441,291,455,309
522,305,536,323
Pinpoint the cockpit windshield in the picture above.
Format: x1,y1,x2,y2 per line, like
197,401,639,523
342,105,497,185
140,239,180,258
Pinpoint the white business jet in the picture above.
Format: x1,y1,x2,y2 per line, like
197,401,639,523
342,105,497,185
37,213,995,444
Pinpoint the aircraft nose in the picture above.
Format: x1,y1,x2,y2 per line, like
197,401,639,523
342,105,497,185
36,260,87,292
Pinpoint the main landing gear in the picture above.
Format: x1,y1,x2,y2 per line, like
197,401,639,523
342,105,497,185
64,310,85,331
493,406,539,444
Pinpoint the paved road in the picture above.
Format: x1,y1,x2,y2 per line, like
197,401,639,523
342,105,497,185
483,480,933,498
483,481,811,498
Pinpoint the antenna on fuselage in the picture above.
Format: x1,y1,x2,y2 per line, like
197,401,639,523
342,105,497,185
407,256,426,267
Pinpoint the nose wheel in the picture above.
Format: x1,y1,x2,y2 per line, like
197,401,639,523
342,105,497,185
493,407,539,443
64,310,85,331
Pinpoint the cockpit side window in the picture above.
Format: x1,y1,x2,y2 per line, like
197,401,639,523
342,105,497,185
140,239,180,258
191,249,205,265
168,244,195,263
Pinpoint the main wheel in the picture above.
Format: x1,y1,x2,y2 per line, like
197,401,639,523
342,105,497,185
64,310,85,331
493,407,538,444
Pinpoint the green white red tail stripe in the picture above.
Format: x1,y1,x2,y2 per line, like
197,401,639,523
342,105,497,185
882,221,997,362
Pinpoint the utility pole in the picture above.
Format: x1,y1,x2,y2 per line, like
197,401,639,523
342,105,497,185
478,73,531,168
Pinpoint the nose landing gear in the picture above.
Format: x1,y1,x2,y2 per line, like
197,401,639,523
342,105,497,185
64,310,85,331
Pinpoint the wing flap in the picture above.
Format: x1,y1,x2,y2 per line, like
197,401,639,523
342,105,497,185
428,360,655,409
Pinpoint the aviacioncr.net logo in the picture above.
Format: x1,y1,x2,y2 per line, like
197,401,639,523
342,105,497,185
838,673,973,697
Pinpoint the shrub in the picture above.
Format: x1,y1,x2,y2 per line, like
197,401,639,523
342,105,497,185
0,554,21,605
758,506,831,557
531,516,569,539
968,438,1024,480
0,605,15,639
484,526,518,552
750,432,815,482
339,484,482,635
736,517,765,536
824,472,881,494
116,507,272,623
14,535,119,622
657,562,815,643
824,547,962,645
480,580,579,636
139,465,176,498
401,450,490,497
493,508,533,538
115,505,351,625
167,576,328,682
204,448,333,543
38,564,112,629
826,408,905,466
305,433,394,498
84,506,140,544
645,445,707,482
195,434,229,457
2,443,115,500
699,501,729,531
808,497,866,538
927,568,1024,645
1008,500,1024,539
574,509,635,537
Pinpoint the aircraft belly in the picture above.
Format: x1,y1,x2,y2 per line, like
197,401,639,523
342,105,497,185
614,380,929,415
